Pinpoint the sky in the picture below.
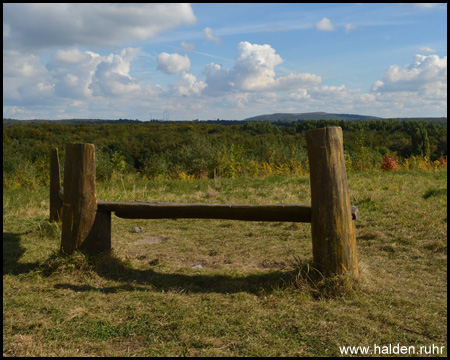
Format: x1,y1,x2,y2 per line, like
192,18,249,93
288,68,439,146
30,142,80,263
3,3,447,121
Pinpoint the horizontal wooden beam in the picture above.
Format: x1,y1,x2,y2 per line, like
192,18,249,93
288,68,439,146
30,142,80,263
58,189,359,222
97,200,359,222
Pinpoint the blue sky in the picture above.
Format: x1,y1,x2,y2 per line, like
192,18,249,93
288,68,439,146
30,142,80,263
3,3,447,120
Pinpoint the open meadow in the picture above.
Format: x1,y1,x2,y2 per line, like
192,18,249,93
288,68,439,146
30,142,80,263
3,169,447,356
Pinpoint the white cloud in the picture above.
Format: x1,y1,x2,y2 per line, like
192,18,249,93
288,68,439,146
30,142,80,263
284,84,399,117
309,84,351,99
360,54,447,117
372,90,446,118
180,41,196,53
271,73,322,91
287,88,309,101
47,48,101,99
157,53,191,74
3,3,197,52
305,85,379,112
3,50,45,79
201,42,322,94
3,46,161,109
345,23,357,34
403,3,441,8
3,22,10,42
232,41,284,90
203,27,222,45
417,46,436,53
89,48,144,97
3,3,445,122
3,3,197,113
169,72,206,97
315,18,335,31
51,48,94,64
371,54,447,94
3,50,54,104
202,63,234,95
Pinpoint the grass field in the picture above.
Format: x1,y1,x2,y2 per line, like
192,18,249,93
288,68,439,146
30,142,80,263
3,170,447,356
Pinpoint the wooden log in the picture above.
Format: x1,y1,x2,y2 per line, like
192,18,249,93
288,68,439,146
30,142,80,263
49,148,63,222
97,201,359,222
60,143,97,255
99,201,312,222
306,127,359,277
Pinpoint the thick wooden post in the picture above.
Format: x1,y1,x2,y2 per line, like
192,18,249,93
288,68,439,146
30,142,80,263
60,143,97,255
82,210,111,254
49,148,63,222
306,127,358,277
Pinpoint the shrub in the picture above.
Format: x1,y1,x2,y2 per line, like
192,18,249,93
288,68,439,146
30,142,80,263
381,154,400,171
111,151,127,174
142,153,169,179
3,155,48,189
352,146,382,172
437,156,447,169
95,150,113,181
241,160,260,178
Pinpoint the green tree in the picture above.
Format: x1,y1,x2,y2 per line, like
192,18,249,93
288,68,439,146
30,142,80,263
412,125,431,158
111,151,127,174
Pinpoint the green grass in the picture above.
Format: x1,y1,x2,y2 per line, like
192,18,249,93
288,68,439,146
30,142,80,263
3,171,447,356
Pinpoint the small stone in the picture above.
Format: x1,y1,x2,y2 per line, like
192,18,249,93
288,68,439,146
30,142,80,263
131,226,143,233
191,264,203,269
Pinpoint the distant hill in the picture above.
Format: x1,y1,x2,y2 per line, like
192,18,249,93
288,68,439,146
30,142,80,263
243,112,447,125
243,112,382,122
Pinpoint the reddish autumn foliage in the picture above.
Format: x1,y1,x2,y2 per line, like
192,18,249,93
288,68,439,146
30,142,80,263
381,154,400,171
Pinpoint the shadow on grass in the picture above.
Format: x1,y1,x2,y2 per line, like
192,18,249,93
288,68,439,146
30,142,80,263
3,232,41,275
2,233,295,295
4,236,355,298
52,251,295,295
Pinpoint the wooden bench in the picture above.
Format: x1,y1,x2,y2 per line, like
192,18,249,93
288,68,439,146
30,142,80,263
50,126,359,277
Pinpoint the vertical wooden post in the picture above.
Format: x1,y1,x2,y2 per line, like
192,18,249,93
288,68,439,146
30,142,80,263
60,143,97,255
49,148,63,222
306,127,358,277
82,210,111,254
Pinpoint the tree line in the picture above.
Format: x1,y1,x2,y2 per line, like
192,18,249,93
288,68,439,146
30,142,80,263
3,119,447,188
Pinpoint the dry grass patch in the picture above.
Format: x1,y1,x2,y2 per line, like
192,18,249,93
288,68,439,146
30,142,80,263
3,172,447,356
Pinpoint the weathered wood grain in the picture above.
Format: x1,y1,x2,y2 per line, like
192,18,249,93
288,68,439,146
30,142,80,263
306,127,359,277
49,148,63,222
97,201,358,222
60,143,97,255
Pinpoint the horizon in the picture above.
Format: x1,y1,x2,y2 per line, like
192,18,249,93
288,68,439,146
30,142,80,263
3,3,447,120
4,111,447,123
